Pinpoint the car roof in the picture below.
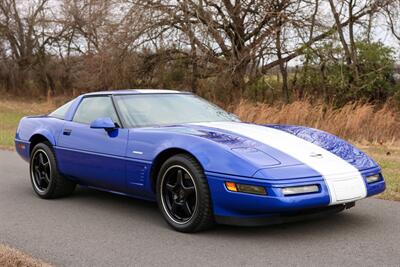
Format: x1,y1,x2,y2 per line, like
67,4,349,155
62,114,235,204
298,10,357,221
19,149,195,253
82,89,187,96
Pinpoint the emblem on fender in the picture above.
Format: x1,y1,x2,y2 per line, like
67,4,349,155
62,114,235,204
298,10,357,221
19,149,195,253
310,152,323,159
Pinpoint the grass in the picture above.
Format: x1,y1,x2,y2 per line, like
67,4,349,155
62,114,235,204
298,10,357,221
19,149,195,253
0,244,52,267
235,100,400,144
0,98,399,201
360,145,400,201
0,99,55,149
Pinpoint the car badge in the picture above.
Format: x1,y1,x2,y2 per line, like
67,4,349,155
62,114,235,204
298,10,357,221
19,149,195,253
310,152,323,159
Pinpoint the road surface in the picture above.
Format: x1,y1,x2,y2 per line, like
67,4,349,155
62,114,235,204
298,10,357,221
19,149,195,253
0,150,399,266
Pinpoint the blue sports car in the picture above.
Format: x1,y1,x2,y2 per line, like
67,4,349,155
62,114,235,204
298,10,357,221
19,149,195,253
15,89,386,232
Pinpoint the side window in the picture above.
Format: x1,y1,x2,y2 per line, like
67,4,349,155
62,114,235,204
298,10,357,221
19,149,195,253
73,96,119,125
49,99,74,119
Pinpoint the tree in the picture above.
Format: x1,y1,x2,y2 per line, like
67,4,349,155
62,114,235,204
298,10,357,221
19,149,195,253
0,0,51,92
0,0,398,104
384,0,400,43
126,0,308,101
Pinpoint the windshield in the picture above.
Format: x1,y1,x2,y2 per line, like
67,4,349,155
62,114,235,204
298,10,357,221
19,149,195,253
114,94,239,127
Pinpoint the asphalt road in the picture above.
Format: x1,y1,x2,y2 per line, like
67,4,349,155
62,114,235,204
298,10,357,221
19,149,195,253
0,151,399,267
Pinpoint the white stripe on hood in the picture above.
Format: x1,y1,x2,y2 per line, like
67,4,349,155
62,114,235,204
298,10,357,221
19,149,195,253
195,122,367,205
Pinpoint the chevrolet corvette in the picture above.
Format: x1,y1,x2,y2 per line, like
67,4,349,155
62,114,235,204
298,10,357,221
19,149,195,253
15,89,386,232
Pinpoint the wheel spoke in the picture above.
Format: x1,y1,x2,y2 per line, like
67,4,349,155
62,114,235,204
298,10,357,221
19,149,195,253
171,202,179,214
176,169,183,187
43,172,51,183
183,202,192,217
181,173,195,195
35,170,42,183
174,202,191,219
38,153,45,165
182,185,195,196
37,172,45,187
43,161,50,170
165,182,177,193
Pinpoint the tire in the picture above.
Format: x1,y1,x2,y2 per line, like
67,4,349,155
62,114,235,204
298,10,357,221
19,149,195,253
30,142,76,199
156,154,214,232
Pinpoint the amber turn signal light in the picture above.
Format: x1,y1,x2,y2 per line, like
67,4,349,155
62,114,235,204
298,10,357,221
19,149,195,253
225,182,238,192
225,182,267,195
17,143,26,150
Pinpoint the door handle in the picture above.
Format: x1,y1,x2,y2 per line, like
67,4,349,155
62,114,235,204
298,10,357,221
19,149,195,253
63,129,72,136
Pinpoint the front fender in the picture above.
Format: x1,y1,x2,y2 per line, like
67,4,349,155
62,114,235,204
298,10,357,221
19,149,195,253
126,128,262,177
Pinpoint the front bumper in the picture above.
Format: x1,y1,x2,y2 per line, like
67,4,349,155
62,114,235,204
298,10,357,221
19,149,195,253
206,167,385,225
215,202,355,226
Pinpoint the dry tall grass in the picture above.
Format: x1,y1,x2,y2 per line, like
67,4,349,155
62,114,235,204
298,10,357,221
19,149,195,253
234,100,400,144
0,244,52,267
1,97,399,146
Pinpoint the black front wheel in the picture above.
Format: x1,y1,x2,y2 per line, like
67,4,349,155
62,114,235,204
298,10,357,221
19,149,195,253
156,154,214,232
30,142,76,199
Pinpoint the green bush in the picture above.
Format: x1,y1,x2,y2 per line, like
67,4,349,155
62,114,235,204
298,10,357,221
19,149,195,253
296,41,398,106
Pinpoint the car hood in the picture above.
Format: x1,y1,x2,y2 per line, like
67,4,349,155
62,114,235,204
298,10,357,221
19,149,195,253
178,122,378,178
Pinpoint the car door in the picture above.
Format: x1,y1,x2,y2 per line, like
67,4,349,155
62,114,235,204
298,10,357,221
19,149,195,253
57,96,128,191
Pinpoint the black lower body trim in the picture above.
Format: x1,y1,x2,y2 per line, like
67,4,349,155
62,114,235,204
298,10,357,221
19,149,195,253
215,202,355,227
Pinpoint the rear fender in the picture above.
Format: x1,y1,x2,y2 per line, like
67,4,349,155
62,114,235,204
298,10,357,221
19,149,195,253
30,129,57,147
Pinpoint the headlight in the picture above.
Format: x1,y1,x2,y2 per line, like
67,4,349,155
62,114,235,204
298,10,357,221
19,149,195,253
366,174,381,183
281,185,319,196
225,182,267,195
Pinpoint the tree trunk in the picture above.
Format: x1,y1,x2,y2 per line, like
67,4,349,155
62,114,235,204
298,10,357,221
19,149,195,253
300,0,319,99
348,0,359,81
276,25,289,103
329,0,358,85
230,63,247,103
189,36,198,94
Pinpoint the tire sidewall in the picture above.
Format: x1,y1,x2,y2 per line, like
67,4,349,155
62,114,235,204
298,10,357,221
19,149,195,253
156,155,208,232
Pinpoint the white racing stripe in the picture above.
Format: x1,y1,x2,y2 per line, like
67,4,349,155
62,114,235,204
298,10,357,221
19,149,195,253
195,122,367,204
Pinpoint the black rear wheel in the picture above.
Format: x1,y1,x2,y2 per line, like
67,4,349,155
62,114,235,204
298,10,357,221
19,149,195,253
156,154,214,232
30,142,76,199
31,149,52,193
